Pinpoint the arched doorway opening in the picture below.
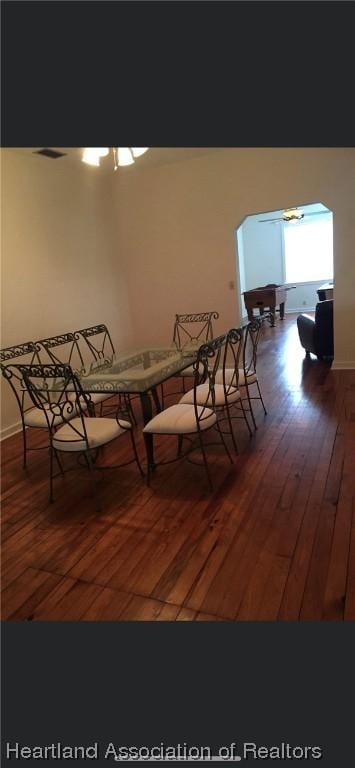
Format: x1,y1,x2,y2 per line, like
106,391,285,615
235,202,333,330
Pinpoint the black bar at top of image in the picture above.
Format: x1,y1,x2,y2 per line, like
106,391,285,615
1,1,354,147
1,621,354,766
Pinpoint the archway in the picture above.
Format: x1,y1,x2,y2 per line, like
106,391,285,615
235,202,333,329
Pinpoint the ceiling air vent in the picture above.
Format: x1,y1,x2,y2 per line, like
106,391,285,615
34,148,67,159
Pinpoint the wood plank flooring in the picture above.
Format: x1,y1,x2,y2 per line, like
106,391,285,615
1,315,355,620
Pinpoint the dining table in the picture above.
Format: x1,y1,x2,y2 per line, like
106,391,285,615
73,345,198,467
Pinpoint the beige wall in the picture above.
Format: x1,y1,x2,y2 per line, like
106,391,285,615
1,149,134,437
113,148,355,366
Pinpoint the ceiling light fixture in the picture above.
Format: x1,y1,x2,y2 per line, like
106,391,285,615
282,208,304,222
82,147,148,170
131,148,148,158
117,148,135,167
82,148,101,166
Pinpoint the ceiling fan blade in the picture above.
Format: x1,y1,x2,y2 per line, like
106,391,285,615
303,210,330,217
258,217,282,223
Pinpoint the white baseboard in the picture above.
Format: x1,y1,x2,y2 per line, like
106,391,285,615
0,419,23,441
244,309,315,319
331,361,355,370
286,307,315,314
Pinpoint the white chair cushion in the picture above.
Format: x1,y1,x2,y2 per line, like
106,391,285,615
176,365,195,377
68,391,113,407
91,392,116,405
176,361,206,378
143,403,216,435
215,368,257,386
180,382,240,407
24,403,76,429
52,417,131,453
238,369,257,386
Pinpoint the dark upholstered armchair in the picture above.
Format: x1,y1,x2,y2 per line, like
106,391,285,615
297,300,334,360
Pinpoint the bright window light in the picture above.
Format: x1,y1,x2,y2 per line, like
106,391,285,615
284,214,333,283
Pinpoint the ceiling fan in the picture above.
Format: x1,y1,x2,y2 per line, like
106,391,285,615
258,207,330,223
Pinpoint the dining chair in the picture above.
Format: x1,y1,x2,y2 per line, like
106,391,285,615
0,342,46,467
35,331,85,368
173,311,219,351
74,323,115,363
240,316,267,429
18,363,144,508
215,318,267,429
74,324,136,423
181,327,252,452
35,332,114,415
142,333,233,492
162,311,219,404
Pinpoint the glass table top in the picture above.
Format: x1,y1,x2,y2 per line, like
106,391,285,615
75,345,198,394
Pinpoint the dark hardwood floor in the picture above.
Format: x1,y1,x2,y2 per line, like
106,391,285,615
2,314,355,621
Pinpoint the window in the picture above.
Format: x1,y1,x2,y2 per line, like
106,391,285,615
283,213,333,284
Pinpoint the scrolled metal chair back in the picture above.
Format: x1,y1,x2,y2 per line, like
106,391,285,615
222,327,244,394
75,324,115,364
242,316,266,376
35,332,85,374
0,342,41,414
173,311,219,351
17,363,91,446
193,333,227,427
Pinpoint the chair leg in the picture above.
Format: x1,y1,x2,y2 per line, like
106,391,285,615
129,430,144,478
124,394,137,426
86,451,101,512
224,402,239,455
151,387,161,414
22,424,27,469
240,396,253,438
177,434,184,457
143,434,153,487
54,450,65,475
83,453,91,471
118,394,124,419
215,419,233,463
245,383,257,430
130,397,137,426
256,380,267,415
197,431,213,493
87,447,100,465
49,445,54,503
